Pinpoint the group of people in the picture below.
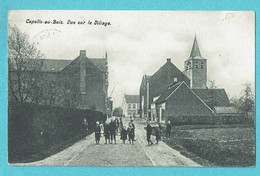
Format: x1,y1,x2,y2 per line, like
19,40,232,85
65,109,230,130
83,117,173,146
94,118,136,145
146,120,172,145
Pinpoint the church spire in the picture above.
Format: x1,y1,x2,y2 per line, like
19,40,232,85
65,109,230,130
190,35,201,57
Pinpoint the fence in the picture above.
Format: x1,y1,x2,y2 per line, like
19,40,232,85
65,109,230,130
8,102,106,163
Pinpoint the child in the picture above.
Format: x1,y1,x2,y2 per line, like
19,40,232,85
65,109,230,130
104,121,110,144
120,126,128,144
95,121,101,144
155,124,161,145
128,123,135,145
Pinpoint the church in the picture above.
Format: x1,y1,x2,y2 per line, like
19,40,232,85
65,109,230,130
139,36,231,123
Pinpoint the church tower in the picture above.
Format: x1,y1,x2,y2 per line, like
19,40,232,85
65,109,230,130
183,36,207,89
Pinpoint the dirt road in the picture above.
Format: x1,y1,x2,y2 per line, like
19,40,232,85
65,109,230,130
13,118,200,167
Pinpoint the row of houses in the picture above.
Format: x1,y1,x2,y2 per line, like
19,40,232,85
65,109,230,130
123,36,244,124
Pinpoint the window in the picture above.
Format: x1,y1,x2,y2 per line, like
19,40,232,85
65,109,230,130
133,104,136,109
128,104,131,109
195,61,199,69
174,77,178,82
128,110,131,115
187,61,192,69
201,62,204,68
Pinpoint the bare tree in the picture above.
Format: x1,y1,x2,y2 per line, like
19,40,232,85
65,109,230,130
234,83,255,117
208,80,217,89
8,25,44,104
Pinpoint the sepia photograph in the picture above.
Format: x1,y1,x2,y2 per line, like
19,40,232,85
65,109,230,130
7,10,255,167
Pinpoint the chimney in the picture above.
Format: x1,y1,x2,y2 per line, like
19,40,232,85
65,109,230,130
167,58,171,63
80,50,86,57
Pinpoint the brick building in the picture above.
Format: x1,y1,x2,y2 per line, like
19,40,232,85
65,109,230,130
9,50,109,114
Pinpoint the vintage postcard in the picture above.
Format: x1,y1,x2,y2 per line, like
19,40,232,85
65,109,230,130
7,10,255,167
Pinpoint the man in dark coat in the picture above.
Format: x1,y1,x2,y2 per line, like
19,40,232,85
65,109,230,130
166,120,172,139
104,121,111,144
128,123,135,145
120,126,127,144
146,120,153,145
82,118,89,139
95,121,101,144
109,119,117,144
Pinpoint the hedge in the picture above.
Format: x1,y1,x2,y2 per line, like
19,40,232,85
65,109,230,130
8,102,106,163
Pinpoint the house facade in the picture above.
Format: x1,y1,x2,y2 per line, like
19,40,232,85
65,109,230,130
122,94,140,117
153,81,214,123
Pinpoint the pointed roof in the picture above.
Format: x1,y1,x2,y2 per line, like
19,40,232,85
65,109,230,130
190,36,201,57
154,82,182,104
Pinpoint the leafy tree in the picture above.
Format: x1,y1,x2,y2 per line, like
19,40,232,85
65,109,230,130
8,25,44,103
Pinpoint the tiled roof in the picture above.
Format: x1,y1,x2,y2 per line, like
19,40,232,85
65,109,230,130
90,58,107,72
148,60,190,96
214,106,243,114
192,89,230,107
124,95,139,103
40,57,107,72
41,59,72,72
154,82,182,104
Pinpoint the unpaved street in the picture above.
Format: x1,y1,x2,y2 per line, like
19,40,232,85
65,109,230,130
13,118,200,167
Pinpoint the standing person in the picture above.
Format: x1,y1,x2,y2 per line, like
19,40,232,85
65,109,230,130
146,120,153,145
82,118,89,139
100,121,104,136
166,120,172,139
104,121,111,144
109,119,117,144
95,121,101,144
155,124,161,144
128,123,135,145
115,118,120,134
119,117,123,132
120,126,128,144
129,120,136,141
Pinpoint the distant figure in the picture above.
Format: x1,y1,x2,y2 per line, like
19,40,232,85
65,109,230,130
166,120,172,139
104,121,110,144
100,121,104,135
82,118,89,139
120,126,128,144
155,124,161,144
119,117,123,132
146,120,153,145
128,123,135,145
115,118,120,134
95,121,101,144
109,119,117,144
129,120,136,141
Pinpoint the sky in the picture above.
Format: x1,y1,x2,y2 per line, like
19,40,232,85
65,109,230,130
8,10,255,107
